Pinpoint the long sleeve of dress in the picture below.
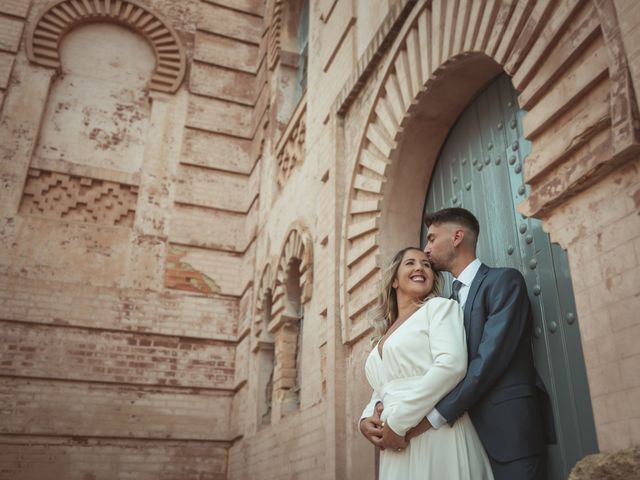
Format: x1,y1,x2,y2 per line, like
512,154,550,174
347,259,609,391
360,390,382,421
383,298,467,436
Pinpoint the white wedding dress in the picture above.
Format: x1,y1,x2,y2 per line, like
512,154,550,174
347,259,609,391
362,297,493,480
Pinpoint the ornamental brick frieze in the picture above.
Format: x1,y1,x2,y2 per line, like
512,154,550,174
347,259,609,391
19,168,137,226
275,98,306,188
26,0,186,93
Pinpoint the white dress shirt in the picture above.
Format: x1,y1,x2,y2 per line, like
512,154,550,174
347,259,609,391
427,258,482,429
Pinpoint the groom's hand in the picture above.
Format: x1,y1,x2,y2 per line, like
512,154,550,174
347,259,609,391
359,402,385,449
381,422,408,450
405,417,432,441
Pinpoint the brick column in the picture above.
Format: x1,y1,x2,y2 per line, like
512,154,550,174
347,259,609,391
269,312,301,420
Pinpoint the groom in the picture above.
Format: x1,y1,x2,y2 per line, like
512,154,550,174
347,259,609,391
361,207,552,480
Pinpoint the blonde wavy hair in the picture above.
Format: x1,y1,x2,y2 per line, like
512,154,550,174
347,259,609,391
369,247,443,345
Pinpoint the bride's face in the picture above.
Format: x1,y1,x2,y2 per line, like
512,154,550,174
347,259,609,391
392,249,434,299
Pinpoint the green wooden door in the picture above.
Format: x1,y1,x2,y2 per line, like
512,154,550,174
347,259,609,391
421,74,598,478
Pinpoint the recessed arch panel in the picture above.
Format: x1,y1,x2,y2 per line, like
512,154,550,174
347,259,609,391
26,0,186,93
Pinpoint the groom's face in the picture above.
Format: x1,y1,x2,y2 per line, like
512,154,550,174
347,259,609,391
424,223,456,272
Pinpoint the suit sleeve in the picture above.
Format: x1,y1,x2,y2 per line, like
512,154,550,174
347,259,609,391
435,268,531,424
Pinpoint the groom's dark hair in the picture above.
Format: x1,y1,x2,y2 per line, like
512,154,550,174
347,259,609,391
424,208,480,243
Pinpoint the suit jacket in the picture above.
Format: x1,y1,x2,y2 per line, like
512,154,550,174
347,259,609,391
435,263,549,463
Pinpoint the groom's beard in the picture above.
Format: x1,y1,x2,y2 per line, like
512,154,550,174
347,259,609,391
426,252,454,274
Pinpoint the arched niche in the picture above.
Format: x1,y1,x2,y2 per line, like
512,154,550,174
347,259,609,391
267,225,313,418
270,226,313,324
26,0,186,93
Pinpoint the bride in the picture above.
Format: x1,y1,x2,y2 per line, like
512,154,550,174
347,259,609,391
359,247,493,479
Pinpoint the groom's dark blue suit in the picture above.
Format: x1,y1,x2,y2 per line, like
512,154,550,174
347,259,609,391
436,263,551,480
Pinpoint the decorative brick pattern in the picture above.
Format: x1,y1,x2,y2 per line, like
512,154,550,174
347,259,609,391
276,98,306,187
26,0,186,93
19,169,137,227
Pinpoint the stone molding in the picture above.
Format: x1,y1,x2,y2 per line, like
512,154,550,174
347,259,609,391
20,168,137,226
340,0,634,344
26,0,186,93
275,95,307,188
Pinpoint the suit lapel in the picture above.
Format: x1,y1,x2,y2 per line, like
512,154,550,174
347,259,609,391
464,263,489,333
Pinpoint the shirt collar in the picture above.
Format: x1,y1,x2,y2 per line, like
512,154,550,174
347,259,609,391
455,258,482,287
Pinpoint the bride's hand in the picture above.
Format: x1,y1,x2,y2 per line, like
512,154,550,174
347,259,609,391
359,402,385,449
405,417,432,442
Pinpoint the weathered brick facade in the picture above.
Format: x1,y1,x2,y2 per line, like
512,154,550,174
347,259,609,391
0,0,639,479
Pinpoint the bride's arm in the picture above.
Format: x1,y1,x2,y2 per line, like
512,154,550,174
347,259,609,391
359,391,386,447
383,298,467,437
360,390,382,420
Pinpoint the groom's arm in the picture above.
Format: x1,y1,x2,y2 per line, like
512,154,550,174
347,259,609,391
434,269,531,424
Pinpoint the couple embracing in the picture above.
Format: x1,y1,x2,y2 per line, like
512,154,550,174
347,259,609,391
359,208,554,480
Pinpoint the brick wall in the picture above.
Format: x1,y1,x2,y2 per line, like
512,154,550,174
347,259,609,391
0,438,227,480
228,403,326,479
0,0,263,478
0,378,231,439
0,322,235,388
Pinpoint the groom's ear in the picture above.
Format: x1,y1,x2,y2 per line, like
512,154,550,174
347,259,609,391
452,228,465,247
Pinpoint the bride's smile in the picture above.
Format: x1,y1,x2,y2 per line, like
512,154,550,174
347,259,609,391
392,250,434,301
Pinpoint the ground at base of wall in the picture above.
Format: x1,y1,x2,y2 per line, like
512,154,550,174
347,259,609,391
569,447,640,479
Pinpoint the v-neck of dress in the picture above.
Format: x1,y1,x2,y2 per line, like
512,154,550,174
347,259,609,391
377,306,422,360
